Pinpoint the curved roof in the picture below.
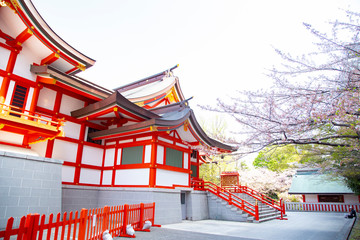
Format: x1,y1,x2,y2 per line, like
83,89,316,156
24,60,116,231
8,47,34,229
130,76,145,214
6,0,95,74
114,65,185,108
289,170,354,194
87,99,236,153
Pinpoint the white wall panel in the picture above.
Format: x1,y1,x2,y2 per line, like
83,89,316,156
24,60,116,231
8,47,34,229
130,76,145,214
115,169,149,186
4,80,15,105
59,94,84,116
183,153,189,169
37,87,56,110
104,148,115,166
156,169,188,187
117,148,122,165
24,87,34,111
62,166,75,182
144,145,151,163
158,137,172,144
344,194,359,203
304,194,319,203
62,121,81,139
102,170,112,185
0,131,23,145
30,140,47,157
13,44,39,81
156,145,164,164
82,145,103,166
52,139,78,163
0,47,10,70
79,168,101,185
136,136,152,142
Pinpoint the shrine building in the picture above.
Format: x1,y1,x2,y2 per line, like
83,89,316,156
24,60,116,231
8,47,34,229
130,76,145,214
0,0,236,228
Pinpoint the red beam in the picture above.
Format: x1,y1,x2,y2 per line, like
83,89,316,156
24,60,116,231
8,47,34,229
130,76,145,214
40,52,59,65
15,28,33,44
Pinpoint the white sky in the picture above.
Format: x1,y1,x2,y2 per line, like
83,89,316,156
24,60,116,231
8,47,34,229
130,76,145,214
32,0,360,123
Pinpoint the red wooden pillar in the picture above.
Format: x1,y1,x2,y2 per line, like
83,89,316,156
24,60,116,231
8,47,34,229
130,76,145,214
0,50,19,100
149,136,157,187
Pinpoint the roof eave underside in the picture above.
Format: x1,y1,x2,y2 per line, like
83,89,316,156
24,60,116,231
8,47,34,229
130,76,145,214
114,65,179,92
31,65,113,100
71,91,159,120
15,0,95,72
188,110,237,152
89,103,236,152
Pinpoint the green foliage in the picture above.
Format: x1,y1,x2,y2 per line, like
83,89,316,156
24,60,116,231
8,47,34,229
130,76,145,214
253,145,303,172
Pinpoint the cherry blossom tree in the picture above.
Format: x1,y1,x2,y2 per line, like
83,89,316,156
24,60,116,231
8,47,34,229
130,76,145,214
202,11,360,192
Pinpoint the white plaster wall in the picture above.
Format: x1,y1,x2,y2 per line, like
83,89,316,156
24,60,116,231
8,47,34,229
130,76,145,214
0,131,23,145
305,194,319,203
158,137,172,144
102,170,112,185
0,77,3,90
0,47,10,71
52,139,78,163
82,145,103,166
104,148,115,166
4,80,15,105
183,153,189,169
30,140,48,157
156,169,189,187
37,87,56,110
144,145,151,163
13,42,39,81
59,94,84,116
63,121,81,139
118,139,133,144
156,145,164,164
136,136,152,141
79,168,101,185
115,169,149,186
176,142,188,149
117,148,122,165
24,87,34,111
344,194,359,203
62,165,75,182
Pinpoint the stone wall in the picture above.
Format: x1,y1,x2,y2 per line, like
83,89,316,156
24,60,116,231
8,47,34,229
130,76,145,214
0,151,63,229
62,185,210,225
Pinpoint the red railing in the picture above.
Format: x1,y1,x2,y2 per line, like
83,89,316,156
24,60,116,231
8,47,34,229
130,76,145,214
0,202,159,240
191,179,260,221
223,185,285,217
286,202,360,212
0,101,64,130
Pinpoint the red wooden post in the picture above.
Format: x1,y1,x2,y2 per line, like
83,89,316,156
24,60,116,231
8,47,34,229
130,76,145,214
139,203,145,230
122,204,129,235
78,208,88,240
23,213,40,240
255,201,259,221
102,206,110,232
3,217,14,240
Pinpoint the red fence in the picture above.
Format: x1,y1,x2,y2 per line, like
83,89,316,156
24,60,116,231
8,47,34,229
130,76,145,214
285,202,360,212
0,202,159,240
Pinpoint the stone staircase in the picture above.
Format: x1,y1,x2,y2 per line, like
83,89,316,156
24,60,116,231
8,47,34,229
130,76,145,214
207,192,282,223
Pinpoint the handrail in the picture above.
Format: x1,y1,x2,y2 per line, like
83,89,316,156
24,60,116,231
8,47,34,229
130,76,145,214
223,185,282,212
191,179,260,221
0,102,64,130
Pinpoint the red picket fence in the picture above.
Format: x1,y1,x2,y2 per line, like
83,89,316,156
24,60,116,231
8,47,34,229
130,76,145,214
285,202,360,212
0,202,159,240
